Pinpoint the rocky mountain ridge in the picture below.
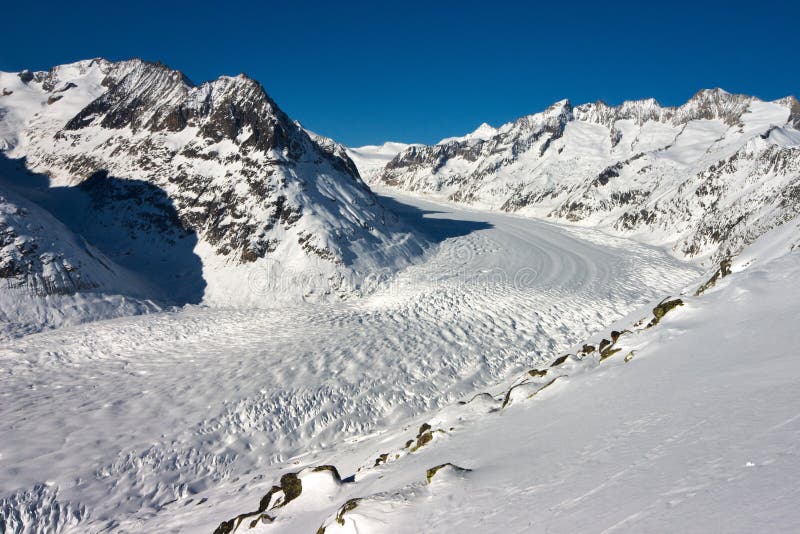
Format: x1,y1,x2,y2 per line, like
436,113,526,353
376,89,800,263
0,58,424,312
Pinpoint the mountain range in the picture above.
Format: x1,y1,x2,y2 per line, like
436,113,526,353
1,58,799,330
372,89,800,265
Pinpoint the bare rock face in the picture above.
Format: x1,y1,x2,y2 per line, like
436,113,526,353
377,89,800,263
778,95,800,129
17,70,34,83
0,59,424,306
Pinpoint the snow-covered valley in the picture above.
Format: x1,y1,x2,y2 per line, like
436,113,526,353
0,187,704,532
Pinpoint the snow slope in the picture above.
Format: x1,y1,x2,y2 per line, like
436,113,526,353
0,176,160,339
376,90,800,266
0,187,701,533
206,216,800,534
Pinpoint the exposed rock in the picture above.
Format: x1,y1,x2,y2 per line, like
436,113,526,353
213,465,344,534
695,257,733,295
647,298,685,328
426,463,472,484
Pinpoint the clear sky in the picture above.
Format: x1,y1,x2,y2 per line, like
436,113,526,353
3,0,798,146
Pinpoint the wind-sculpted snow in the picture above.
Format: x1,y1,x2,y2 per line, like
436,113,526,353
0,190,700,532
376,89,800,265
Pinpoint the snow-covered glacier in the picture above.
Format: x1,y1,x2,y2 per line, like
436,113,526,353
1,58,799,534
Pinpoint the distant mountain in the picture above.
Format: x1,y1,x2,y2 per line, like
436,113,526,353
345,141,418,182
374,89,800,264
0,59,425,317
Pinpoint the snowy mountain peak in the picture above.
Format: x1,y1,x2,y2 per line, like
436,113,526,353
62,59,298,156
438,122,497,144
691,87,731,98
64,59,192,132
503,98,572,135
0,58,427,311
548,97,572,111
471,122,496,137
674,87,755,125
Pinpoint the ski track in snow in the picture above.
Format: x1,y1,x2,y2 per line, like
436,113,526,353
0,189,700,532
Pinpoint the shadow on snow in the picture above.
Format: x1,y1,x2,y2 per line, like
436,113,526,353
0,153,206,305
374,191,493,243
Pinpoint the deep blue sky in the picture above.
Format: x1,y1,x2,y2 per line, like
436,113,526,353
3,0,798,146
